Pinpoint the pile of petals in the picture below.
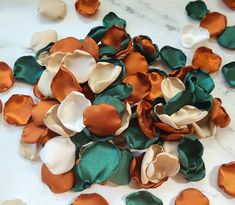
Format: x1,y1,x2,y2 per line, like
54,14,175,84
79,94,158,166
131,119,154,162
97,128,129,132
1,12,231,196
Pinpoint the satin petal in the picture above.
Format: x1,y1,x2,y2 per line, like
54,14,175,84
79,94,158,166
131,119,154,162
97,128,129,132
0,62,14,92
223,0,235,9
217,26,235,49
185,0,209,20
75,0,100,17
72,193,109,205
0,199,27,205
82,36,99,61
222,62,235,87
20,140,40,161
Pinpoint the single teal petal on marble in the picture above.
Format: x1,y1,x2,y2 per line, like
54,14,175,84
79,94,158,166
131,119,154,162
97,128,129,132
87,26,108,43
185,0,209,20
218,26,235,49
222,62,235,87
103,12,126,28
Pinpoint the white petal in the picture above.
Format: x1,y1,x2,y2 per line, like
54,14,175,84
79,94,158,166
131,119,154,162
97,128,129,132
31,29,57,52
44,104,75,137
88,62,122,93
47,51,67,74
19,140,40,161
0,199,27,205
62,50,96,83
180,24,210,48
57,91,91,132
39,136,76,175
37,69,54,98
161,77,185,101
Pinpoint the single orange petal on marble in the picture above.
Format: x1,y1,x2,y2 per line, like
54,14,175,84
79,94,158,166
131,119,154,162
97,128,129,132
50,37,83,54
83,104,121,136
33,81,51,100
41,164,75,193
123,72,151,104
72,193,109,205
80,82,95,102
169,66,195,81
115,39,133,59
200,12,227,37
4,94,34,126
210,98,230,128
175,188,209,205
82,36,99,61
192,47,222,74
123,52,148,75
0,62,14,92
39,130,58,146
223,0,235,10
51,67,82,102
75,0,100,17
218,161,235,197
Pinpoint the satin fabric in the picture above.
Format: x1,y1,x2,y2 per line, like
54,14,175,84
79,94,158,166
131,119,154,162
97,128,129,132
75,0,100,17
72,193,109,205
0,62,14,92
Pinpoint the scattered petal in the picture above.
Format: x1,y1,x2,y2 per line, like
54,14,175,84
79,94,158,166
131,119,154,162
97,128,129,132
217,26,235,49
0,62,14,92
20,140,40,161
75,0,100,17
0,199,27,205
185,0,209,20
0,99,2,113
222,61,235,87
72,193,109,205
82,36,99,61
103,12,126,28
223,0,235,9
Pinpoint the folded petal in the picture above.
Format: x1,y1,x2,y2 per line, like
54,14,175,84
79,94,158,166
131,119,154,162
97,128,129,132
0,62,14,92
82,36,99,61
46,51,67,74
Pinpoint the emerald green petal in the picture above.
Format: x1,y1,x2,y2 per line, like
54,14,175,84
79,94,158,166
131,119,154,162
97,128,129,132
87,26,108,43
35,42,54,59
110,149,133,185
126,191,163,205
218,26,235,49
103,12,126,28
14,56,44,84
160,46,187,70
99,45,117,58
222,62,235,87
185,0,209,20
101,83,132,100
76,141,121,183
180,163,205,181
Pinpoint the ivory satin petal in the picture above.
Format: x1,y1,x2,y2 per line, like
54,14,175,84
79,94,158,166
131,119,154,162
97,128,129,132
46,52,67,74
0,199,27,205
20,140,40,161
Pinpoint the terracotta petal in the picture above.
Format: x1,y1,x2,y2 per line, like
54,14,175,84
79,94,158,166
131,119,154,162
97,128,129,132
75,0,100,17
72,193,109,205
82,36,99,61
0,62,14,92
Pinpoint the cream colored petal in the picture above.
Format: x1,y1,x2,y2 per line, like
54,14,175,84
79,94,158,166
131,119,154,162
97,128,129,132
39,136,76,175
31,29,57,52
37,51,50,66
20,140,40,161
0,199,27,205
141,144,164,184
115,102,132,135
38,0,66,21
88,62,122,94
44,104,75,137
180,24,210,48
57,91,91,132
47,51,67,74
161,77,185,102
62,50,96,83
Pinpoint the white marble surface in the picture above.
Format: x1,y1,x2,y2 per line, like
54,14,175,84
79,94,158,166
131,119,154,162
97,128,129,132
0,0,235,204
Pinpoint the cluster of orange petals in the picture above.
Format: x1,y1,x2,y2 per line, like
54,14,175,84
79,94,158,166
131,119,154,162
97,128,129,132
75,0,100,17
0,62,14,92
72,193,109,205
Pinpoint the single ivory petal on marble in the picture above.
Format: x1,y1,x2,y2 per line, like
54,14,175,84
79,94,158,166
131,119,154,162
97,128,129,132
141,144,164,184
161,77,185,101
115,102,132,135
40,136,76,175
0,199,27,205
44,105,75,137
180,24,210,48
20,140,40,161
31,29,57,51
88,62,122,93
57,91,91,132
62,50,96,83
39,0,67,20
47,51,67,74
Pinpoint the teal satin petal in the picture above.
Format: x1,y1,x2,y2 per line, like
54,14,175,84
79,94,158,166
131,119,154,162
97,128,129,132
87,26,108,43
218,26,235,49
76,141,121,183
180,164,206,181
14,56,44,84
35,42,54,59
160,46,187,70
126,191,163,205
83,127,113,142
99,45,117,57
185,0,209,20
103,12,126,28
222,62,235,87
120,34,131,51
110,149,133,185
194,94,213,111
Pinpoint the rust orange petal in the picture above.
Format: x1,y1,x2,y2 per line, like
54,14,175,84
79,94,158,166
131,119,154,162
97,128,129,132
41,164,75,193
75,0,100,17
192,47,222,74
83,36,99,61
39,130,58,146
136,36,156,55
32,100,58,126
130,153,167,188
123,72,151,104
83,104,122,136
33,81,51,100
218,161,235,197
101,25,127,51
169,66,195,81
72,193,109,205
0,99,2,113
200,12,227,37
80,82,95,102
50,37,83,54
210,98,230,128
51,67,82,102
175,188,209,205
115,39,133,59
137,100,155,138
123,52,148,75
223,0,235,10
0,62,14,92
4,94,34,126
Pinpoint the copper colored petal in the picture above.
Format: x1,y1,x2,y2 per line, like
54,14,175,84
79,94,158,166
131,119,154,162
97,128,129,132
115,39,133,59
75,0,100,17
175,188,209,205
4,94,34,126
200,12,227,37
210,98,230,128
39,130,57,146
33,81,51,100
136,36,156,55
80,82,95,102
83,36,99,61
218,161,235,197
0,99,2,113
83,104,122,136
41,164,75,193
51,67,82,102
32,100,58,126
123,52,148,75
223,0,235,10
50,37,83,53
72,193,109,205
123,72,151,104
169,66,195,81
0,62,14,92
192,47,222,74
